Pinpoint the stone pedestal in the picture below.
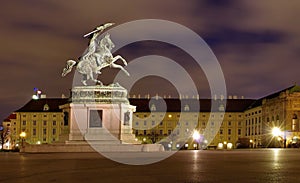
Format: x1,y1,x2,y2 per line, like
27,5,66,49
62,84,140,145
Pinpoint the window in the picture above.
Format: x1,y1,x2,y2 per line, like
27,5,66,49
43,138,46,142
238,121,241,126
184,104,190,111
33,115,36,118
33,129,36,136
143,130,147,135
238,129,241,135
220,129,223,135
22,121,26,126
144,121,147,126
186,122,189,126
44,115,47,117
135,122,139,126
160,121,163,126
53,121,56,126
152,121,155,126
228,129,231,135
33,120,36,126
43,104,49,111
168,130,172,135
135,130,138,136
228,121,231,126
150,104,156,111
53,114,56,118
159,130,163,135
22,115,26,117
52,129,56,135
43,128,47,135
43,121,47,126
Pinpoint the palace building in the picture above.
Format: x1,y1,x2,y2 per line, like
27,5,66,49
3,85,300,150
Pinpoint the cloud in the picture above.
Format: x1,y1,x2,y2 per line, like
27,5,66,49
1,0,300,120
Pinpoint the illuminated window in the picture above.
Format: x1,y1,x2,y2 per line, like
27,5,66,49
184,105,190,111
150,104,156,111
43,104,49,111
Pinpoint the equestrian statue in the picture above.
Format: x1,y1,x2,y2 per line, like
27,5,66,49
62,23,129,86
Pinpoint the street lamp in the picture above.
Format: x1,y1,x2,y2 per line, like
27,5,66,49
272,127,283,148
272,127,281,137
192,130,200,150
20,132,26,148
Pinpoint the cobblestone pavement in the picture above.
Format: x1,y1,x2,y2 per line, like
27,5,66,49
1,149,300,183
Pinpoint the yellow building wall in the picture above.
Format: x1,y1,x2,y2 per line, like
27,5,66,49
10,112,65,146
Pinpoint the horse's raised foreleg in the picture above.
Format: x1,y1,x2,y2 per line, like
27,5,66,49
113,55,127,66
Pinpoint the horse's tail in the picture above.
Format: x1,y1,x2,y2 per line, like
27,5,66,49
62,60,77,77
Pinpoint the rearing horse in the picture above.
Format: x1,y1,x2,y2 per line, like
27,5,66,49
62,34,129,86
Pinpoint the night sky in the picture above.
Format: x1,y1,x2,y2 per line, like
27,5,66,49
1,0,300,121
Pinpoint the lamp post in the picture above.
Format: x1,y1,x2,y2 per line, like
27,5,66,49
272,127,282,148
20,132,26,148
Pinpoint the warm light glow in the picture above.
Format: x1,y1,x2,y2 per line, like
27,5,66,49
250,139,253,143
32,95,39,100
223,141,227,145
20,132,26,138
143,138,146,142
227,143,233,149
192,130,200,140
168,114,172,118
185,143,189,148
218,143,224,149
36,141,41,144
272,127,281,137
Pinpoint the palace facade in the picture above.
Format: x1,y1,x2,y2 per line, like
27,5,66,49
3,85,300,150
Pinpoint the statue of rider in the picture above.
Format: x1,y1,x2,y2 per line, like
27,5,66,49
62,23,114,75
82,23,114,66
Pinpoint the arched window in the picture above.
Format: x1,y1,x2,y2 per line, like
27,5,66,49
184,104,190,111
150,104,156,111
293,114,298,119
43,104,49,111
